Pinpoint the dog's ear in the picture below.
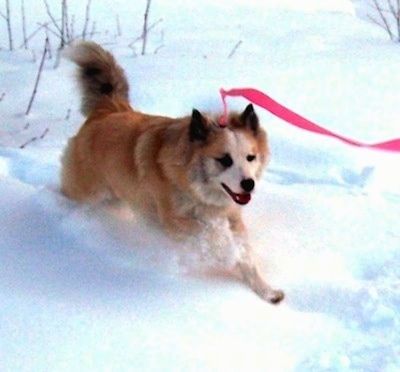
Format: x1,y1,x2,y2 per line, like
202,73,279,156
240,104,259,134
189,109,209,142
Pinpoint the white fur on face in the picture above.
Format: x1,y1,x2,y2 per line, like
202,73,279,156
191,129,265,207
216,130,260,193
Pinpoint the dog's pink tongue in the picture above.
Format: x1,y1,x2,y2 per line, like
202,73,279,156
235,193,251,205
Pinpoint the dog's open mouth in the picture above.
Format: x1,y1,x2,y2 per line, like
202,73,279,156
221,183,251,205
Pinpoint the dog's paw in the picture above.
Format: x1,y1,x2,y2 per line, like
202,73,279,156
267,289,285,305
256,286,285,305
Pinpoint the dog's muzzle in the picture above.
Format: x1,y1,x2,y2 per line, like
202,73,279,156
221,183,252,205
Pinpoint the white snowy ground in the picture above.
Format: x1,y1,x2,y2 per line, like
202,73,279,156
1,0,400,370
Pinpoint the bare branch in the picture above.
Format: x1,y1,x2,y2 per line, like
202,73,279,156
19,21,52,48
19,128,49,149
25,38,50,116
69,14,76,41
36,22,62,39
82,0,92,40
141,0,152,55
394,0,400,41
40,127,49,139
228,40,243,59
147,18,163,35
89,21,96,38
369,0,395,40
129,18,163,48
385,0,400,40
61,0,68,48
21,0,28,49
116,14,122,37
386,0,397,19
367,13,394,38
43,0,62,35
20,137,37,149
4,0,13,50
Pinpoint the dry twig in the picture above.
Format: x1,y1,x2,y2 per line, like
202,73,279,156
368,0,400,41
141,0,152,55
228,40,243,58
128,18,163,54
25,37,50,115
1,0,13,50
21,0,28,49
19,128,49,149
81,0,92,39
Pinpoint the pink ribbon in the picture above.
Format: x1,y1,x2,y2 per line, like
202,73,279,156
220,87,400,152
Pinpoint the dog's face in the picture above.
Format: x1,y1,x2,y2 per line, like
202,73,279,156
188,104,269,207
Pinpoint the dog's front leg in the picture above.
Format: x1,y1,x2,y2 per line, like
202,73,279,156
155,196,203,238
236,251,285,304
229,212,285,304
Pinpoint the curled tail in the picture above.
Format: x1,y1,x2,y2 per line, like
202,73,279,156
64,41,130,116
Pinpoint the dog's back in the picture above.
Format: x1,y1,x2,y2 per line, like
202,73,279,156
61,42,191,211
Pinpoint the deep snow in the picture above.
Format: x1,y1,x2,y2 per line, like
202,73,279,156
1,0,400,370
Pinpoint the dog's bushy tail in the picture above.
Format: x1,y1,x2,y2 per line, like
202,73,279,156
64,41,129,116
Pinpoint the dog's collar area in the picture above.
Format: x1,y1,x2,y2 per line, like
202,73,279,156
221,183,251,205
218,116,227,128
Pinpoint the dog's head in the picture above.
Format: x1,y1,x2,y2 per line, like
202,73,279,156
188,104,269,207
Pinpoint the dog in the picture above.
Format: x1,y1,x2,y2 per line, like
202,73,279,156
61,41,284,304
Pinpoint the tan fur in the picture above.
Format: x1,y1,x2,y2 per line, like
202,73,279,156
61,41,284,304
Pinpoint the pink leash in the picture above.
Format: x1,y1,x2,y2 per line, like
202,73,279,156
219,87,400,152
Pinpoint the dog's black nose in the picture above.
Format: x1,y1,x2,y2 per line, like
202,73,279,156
241,178,255,192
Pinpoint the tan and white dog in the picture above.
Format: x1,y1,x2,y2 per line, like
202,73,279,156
61,41,284,304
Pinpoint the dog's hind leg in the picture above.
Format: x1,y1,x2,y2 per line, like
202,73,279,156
60,139,109,204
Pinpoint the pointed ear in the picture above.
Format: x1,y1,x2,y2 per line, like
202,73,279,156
189,109,209,142
240,104,259,134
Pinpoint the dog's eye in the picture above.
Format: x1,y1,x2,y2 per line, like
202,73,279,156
215,154,233,168
247,155,256,162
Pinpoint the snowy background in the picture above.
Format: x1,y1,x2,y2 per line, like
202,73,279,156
1,0,400,370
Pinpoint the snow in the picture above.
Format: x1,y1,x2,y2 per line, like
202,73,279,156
1,0,400,370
